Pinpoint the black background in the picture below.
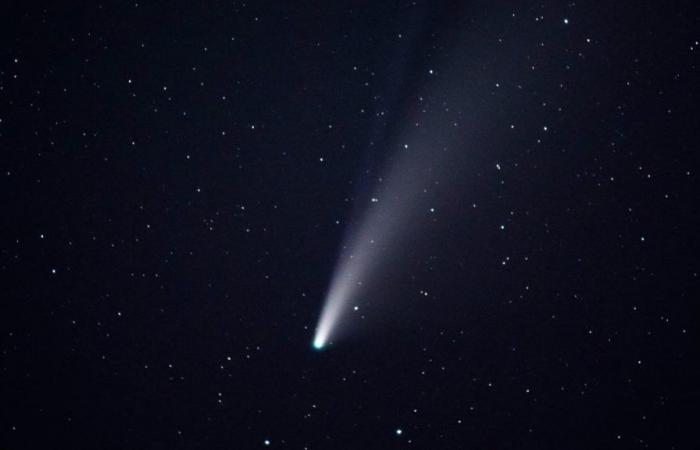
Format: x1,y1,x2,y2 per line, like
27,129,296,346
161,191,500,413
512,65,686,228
2,1,698,449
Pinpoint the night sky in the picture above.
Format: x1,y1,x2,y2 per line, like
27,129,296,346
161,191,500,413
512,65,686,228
2,1,699,449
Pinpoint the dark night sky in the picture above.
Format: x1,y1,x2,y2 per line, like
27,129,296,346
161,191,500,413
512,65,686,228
2,1,699,449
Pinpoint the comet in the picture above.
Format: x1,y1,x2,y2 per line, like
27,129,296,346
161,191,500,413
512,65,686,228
312,112,467,350
312,29,488,349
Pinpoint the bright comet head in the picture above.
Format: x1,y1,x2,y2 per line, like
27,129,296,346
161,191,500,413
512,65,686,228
312,316,331,350
312,338,325,350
